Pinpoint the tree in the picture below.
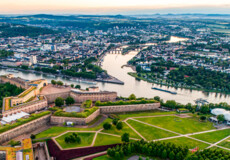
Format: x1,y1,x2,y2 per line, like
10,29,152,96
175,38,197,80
71,84,74,88
112,118,119,125
217,114,225,123
75,85,81,89
65,96,75,105
103,122,112,130
129,94,136,100
51,80,56,85
162,149,167,159
121,133,129,142
21,65,28,70
200,105,210,114
154,96,160,101
57,81,63,86
55,97,64,107
169,151,175,160
136,65,141,72
116,122,123,130
30,134,36,139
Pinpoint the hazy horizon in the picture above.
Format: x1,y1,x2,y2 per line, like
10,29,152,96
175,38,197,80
0,0,230,15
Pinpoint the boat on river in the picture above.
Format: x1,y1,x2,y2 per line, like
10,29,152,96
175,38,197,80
152,87,177,95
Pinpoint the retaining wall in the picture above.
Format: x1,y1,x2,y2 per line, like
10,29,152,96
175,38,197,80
0,114,51,144
50,109,100,125
43,91,70,103
99,103,161,113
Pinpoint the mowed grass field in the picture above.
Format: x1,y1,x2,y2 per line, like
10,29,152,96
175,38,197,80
191,129,230,143
101,122,141,139
135,116,215,134
117,110,176,120
218,137,230,149
161,137,210,150
36,119,112,139
55,132,95,149
94,133,122,146
127,119,177,140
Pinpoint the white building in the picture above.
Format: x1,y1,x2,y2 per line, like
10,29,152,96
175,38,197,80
30,55,37,64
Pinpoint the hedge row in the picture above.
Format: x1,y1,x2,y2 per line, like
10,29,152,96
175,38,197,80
53,107,98,118
0,111,51,134
95,99,158,106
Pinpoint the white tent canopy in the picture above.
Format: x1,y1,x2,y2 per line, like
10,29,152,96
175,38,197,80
1,112,29,124
211,108,230,121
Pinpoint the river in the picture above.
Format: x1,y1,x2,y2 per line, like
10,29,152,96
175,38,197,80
1,36,229,104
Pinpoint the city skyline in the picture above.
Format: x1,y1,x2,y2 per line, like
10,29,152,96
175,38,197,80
0,0,230,14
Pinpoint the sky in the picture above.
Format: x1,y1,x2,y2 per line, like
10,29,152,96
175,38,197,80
0,0,230,14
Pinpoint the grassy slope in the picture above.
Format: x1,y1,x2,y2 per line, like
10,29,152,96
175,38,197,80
101,122,141,139
191,129,230,143
36,119,112,139
117,111,176,120
94,133,122,146
162,137,210,150
127,119,177,141
135,116,214,134
55,132,95,149
218,137,230,149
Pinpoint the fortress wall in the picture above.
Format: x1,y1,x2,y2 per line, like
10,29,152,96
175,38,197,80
3,99,48,116
0,114,51,144
100,103,161,114
43,91,70,103
50,109,100,125
70,91,117,103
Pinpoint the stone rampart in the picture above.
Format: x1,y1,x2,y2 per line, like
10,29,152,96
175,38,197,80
3,98,48,116
42,91,70,103
50,109,100,125
99,103,161,114
0,114,51,144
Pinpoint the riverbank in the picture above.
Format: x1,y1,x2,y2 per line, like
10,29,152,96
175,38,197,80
0,65,124,85
128,72,230,95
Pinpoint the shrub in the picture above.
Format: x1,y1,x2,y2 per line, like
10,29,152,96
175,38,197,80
103,122,112,130
129,94,136,100
95,99,157,106
200,116,206,121
54,107,98,118
81,100,92,108
8,140,21,147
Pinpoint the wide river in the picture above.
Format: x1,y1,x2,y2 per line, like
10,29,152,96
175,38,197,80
1,36,230,104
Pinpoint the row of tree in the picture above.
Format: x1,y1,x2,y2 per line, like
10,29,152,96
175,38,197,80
0,83,24,110
55,96,75,107
107,140,189,160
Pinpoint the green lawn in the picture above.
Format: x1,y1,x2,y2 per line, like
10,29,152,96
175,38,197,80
135,116,215,134
36,118,112,139
191,129,230,143
127,119,177,141
93,155,114,160
55,132,95,149
210,146,230,152
101,122,141,139
117,110,176,120
162,137,210,150
94,133,122,146
218,137,230,149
